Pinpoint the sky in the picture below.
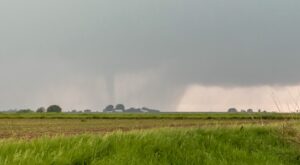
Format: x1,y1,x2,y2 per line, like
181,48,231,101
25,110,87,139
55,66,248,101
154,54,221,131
0,0,300,112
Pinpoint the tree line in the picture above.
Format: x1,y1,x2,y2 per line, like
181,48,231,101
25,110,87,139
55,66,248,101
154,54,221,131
103,104,160,113
228,108,267,113
14,105,62,113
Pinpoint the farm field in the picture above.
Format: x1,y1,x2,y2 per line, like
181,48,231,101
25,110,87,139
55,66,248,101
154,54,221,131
0,118,289,139
0,113,299,164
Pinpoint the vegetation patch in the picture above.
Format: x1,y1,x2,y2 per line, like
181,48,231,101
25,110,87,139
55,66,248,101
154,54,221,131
0,126,299,165
0,112,299,120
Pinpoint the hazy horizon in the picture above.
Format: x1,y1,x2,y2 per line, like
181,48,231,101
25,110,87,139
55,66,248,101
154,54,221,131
1,0,300,112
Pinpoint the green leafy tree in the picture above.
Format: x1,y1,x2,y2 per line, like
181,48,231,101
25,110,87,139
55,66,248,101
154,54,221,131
115,104,125,111
103,105,114,112
36,107,46,113
47,105,62,113
228,108,238,113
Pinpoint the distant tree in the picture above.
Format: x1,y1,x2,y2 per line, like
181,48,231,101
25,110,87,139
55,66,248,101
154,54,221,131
17,109,34,113
125,108,143,113
258,109,261,113
84,109,92,113
103,105,114,112
115,104,125,112
47,105,62,113
36,107,46,113
247,109,254,113
228,108,238,113
241,109,246,113
71,110,77,113
142,107,160,113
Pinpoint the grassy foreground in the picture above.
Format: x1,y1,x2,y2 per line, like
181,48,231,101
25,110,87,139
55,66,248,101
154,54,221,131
0,126,299,165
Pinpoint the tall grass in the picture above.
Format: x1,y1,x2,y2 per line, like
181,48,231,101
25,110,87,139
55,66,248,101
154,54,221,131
0,126,299,165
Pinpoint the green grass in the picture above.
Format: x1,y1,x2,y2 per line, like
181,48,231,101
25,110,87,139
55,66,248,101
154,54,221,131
0,126,299,165
0,112,299,120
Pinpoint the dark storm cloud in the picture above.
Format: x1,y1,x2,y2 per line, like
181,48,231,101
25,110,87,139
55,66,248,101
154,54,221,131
0,0,300,110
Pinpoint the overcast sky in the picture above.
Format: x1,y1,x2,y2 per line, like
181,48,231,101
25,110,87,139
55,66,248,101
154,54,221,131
0,0,300,111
